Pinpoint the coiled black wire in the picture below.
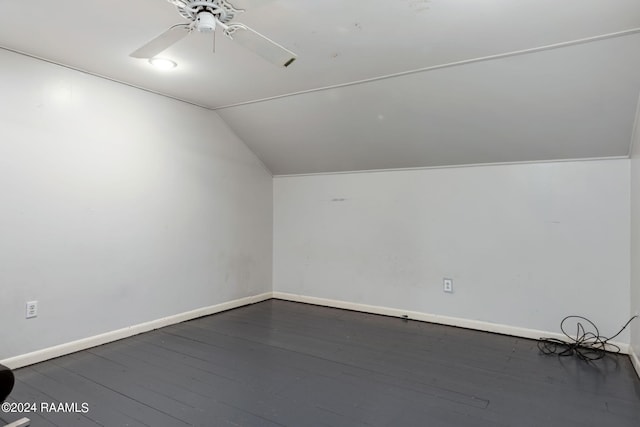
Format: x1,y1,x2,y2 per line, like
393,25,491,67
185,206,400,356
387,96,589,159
537,315,638,362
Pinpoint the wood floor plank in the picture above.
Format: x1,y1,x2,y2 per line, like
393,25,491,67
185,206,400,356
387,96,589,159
60,351,285,427
87,334,372,426
21,365,148,427
9,376,98,427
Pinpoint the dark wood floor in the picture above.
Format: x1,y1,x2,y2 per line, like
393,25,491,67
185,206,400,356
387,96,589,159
2,299,639,426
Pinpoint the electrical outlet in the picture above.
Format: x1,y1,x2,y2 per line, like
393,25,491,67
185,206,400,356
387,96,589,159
26,300,38,319
443,278,453,293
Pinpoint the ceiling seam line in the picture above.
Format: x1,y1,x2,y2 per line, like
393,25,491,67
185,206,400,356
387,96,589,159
0,45,215,111
628,90,640,157
214,27,640,110
3,28,639,113
271,156,630,178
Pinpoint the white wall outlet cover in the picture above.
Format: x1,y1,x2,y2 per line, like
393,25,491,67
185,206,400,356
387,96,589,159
26,301,38,319
443,278,453,293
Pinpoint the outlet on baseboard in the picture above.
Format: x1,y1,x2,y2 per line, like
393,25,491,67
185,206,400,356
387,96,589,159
443,278,453,293
26,300,38,319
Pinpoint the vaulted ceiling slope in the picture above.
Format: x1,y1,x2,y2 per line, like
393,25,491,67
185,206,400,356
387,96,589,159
1,0,640,174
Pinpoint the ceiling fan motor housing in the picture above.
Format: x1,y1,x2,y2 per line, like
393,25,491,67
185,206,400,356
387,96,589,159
196,12,216,32
174,0,239,24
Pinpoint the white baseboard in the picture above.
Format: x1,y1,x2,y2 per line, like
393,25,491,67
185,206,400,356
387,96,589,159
630,346,640,379
272,292,630,354
0,292,273,370
3,291,631,371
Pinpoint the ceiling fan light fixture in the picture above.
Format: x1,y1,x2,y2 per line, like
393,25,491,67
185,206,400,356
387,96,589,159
148,57,178,70
196,11,216,33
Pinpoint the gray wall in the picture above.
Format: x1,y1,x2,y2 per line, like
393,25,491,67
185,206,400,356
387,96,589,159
0,49,273,360
631,104,640,360
274,160,631,341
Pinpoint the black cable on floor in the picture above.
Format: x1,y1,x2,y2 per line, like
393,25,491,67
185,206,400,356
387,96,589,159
537,315,638,362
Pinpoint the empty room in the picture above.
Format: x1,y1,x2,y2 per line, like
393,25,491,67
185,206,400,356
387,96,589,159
1,0,640,426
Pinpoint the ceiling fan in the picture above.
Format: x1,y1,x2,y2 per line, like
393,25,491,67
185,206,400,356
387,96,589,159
130,0,297,67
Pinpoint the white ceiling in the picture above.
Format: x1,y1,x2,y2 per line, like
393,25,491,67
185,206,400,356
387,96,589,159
1,0,640,174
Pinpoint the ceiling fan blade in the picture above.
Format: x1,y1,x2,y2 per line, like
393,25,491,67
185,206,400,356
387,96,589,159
130,24,192,59
224,24,297,67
